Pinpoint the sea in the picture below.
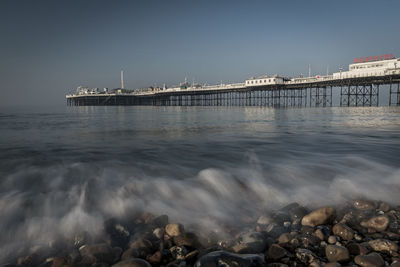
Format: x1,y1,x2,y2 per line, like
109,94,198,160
0,105,400,262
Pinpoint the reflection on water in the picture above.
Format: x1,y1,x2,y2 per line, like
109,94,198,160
0,105,399,262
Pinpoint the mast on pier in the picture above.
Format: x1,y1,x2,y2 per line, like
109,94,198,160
121,69,125,89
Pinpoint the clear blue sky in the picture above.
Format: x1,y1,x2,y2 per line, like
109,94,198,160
1,0,399,106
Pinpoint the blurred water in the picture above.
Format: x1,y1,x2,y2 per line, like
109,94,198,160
0,105,400,262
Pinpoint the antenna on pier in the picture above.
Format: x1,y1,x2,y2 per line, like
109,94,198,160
121,69,125,89
308,64,311,77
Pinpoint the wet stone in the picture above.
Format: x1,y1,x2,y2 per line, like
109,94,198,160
79,243,115,264
325,263,341,267
232,232,266,254
165,224,184,237
194,250,265,267
295,248,317,264
301,207,336,227
346,242,369,255
257,215,272,225
354,252,385,267
170,246,188,260
328,236,337,244
278,233,291,244
361,216,390,232
332,223,355,241
151,215,169,228
354,200,377,211
147,251,162,264
378,202,390,212
325,245,350,263
173,232,200,248
368,239,399,254
267,244,287,261
153,228,165,240
112,258,152,267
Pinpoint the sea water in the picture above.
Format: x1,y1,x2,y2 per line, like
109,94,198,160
0,105,399,261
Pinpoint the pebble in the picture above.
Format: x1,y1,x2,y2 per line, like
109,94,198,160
328,236,337,244
267,244,287,261
301,207,336,227
325,245,350,263
232,232,266,253
79,243,115,264
295,248,317,264
165,223,185,237
368,239,399,254
194,250,265,267
332,223,355,240
378,202,390,212
361,216,390,232
346,242,369,255
257,215,271,225
354,252,385,267
153,228,165,240
354,200,377,211
112,258,152,267
173,232,200,248
325,263,341,267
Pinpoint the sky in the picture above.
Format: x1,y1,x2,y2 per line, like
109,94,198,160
0,0,400,106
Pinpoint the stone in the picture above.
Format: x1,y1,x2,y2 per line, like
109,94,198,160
112,258,152,267
301,207,336,227
173,232,200,248
194,250,265,267
104,218,130,248
147,251,162,264
170,246,188,260
361,216,390,232
265,224,287,238
346,242,369,255
328,236,337,244
151,215,169,228
314,229,325,241
354,252,385,267
295,248,317,264
121,248,139,261
267,244,287,261
129,238,153,258
232,232,266,253
325,245,350,263
49,257,69,267
368,239,399,254
165,223,184,237
354,200,377,211
257,215,272,225
267,264,288,267
332,223,355,241
378,202,390,212
278,233,291,244
153,228,165,240
391,262,400,267
325,263,341,267
79,243,115,264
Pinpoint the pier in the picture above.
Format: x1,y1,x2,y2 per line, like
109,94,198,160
66,56,400,107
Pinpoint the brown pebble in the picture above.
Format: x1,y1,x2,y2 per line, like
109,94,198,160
165,223,184,237
354,200,377,211
354,252,385,267
368,239,398,254
361,216,390,232
268,244,287,261
325,245,350,263
333,223,355,241
301,207,336,227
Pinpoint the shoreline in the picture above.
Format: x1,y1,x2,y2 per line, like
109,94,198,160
5,199,400,267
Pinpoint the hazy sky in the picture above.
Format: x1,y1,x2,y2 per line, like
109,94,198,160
1,0,399,106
